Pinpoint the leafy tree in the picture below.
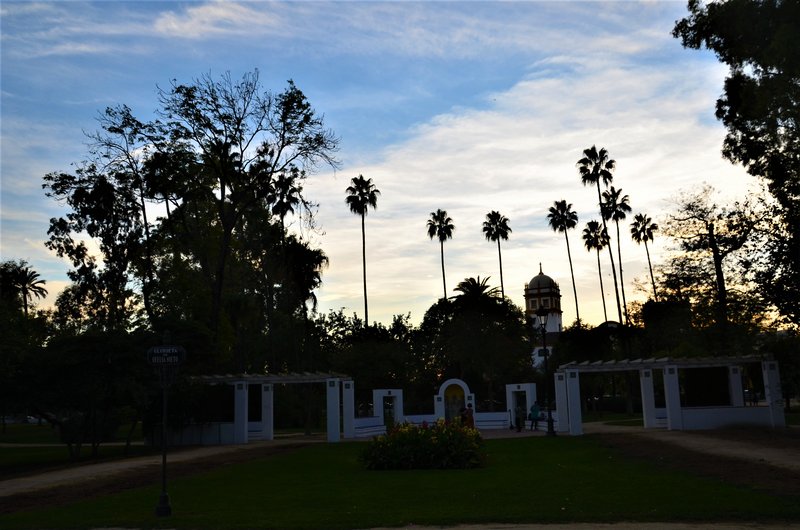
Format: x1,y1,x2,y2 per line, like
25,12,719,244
43,165,142,332
482,211,512,299
673,0,800,326
582,220,611,323
152,73,338,338
547,200,581,326
662,185,765,329
630,213,659,301
268,168,303,240
602,186,632,325
578,146,624,324
427,209,455,299
345,175,381,325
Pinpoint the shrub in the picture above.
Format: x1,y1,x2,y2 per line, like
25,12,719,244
360,420,486,470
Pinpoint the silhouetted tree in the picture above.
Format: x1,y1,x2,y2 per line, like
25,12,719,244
345,175,380,325
582,220,610,323
602,186,632,324
427,209,455,299
547,200,580,326
482,211,512,298
630,212,659,301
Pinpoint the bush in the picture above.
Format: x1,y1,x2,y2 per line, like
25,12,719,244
360,420,486,470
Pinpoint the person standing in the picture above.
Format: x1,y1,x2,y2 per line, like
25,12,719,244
529,402,540,431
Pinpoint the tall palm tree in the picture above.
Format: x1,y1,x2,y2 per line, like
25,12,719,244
582,220,610,323
631,213,659,301
15,265,48,318
578,145,623,324
547,200,581,326
427,209,455,299
482,211,512,298
268,169,302,238
453,276,501,302
602,186,632,324
345,174,380,326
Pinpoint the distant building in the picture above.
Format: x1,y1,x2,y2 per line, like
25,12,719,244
523,264,562,366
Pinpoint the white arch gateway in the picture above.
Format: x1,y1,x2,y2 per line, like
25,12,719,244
554,356,785,435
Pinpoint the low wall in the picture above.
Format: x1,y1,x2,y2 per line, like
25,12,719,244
681,406,772,430
403,414,438,426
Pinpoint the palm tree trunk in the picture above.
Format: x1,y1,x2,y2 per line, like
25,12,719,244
596,184,623,323
614,220,629,325
596,249,608,323
497,239,505,298
564,232,581,326
361,213,368,326
440,240,447,299
644,240,658,301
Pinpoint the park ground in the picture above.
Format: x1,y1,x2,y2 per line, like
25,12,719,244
1,420,799,529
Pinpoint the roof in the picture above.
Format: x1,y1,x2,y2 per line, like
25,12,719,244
558,355,767,373
190,371,351,385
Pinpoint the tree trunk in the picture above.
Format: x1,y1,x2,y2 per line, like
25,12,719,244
497,239,504,298
597,184,623,323
615,220,629,325
565,232,581,326
361,213,368,326
596,249,608,322
645,240,658,301
440,240,447,299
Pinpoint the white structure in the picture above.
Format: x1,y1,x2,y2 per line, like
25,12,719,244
174,373,355,445
554,356,785,436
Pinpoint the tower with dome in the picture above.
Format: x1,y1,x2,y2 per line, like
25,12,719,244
524,264,563,332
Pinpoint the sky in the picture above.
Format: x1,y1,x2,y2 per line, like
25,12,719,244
1,1,757,328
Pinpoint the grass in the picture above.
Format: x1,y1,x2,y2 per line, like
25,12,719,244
2,436,799,529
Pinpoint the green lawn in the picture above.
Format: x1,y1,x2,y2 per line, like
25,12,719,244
2,436,799,529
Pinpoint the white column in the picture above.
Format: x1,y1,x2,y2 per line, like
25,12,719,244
663,366,683,431
640,369,657,428
728,366,745,407
261,383,274,441
233,381,249,444
326,378,341,442
762,361,786,428
566,370,583,435
372,389,385,423
554,373,569,433
393,390,405,425
342,381,355,439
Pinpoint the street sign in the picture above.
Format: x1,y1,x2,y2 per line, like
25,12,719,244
147,345,186,366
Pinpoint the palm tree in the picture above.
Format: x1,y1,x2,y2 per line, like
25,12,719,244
427,209,455,299
631,213,659,301
482,211,512,298
15,265,48,318
578,145,623,324
547,200,581,326
582,220,610,323
345,174,380,325
602,186,632,324
453,276,501,301
268,169,302,238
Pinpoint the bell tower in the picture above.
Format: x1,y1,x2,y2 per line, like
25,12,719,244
523,264,562,334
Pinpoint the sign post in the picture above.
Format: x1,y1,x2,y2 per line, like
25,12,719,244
147,345,185,517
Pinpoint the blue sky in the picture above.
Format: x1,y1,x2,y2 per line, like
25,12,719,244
1,1,756,327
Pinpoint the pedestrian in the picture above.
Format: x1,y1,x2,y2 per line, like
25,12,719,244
529,401,540,431
465,403,475,428
515,403,525,432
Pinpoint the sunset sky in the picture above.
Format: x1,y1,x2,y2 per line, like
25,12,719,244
1,1,757,327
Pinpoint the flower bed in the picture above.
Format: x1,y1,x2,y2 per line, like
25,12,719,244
360,420,486,470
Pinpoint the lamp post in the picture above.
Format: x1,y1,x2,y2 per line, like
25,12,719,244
535,306,556,436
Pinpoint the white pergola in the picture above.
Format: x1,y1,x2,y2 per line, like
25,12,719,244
189,372,355,444
553,356,785,435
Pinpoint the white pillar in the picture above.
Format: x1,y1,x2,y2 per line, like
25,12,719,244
326,378,341,442
663,366,683,431
393,390,405,425
261,383,274,441
566,370,583,435
762,361,786,428
728,366,745,407
554,373,569,433
234,381,249,444
342,381,355,439
640,369,657,429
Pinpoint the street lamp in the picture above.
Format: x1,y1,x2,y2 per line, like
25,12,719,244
534,306,556,436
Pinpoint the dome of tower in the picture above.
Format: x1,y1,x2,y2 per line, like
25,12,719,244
528,270,558,290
